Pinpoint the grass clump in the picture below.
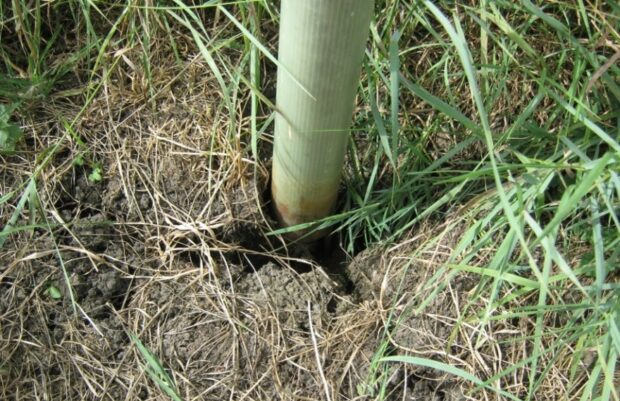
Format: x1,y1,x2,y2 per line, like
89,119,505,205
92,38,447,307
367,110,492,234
349,1,619,400
1,0,618,401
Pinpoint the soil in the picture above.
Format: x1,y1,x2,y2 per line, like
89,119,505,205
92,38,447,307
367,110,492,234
0,139,471,401
1,147,471,400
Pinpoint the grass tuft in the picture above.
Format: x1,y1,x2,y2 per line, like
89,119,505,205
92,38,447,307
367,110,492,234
1,0,618,400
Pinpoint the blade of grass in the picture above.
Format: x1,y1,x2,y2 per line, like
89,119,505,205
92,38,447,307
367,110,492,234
131,334,183,401
166,7,234,129
399,70,479,133
217,4,314,100
389,29,401,160
547,90,620,154
446,263,540,289
381,355,521,401
0,179,37,249
590,197,606,302
368,70,395,167
248,4,260,161
533,152,614,247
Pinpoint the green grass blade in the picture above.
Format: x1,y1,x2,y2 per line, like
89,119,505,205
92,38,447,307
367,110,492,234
546,90,620,154
446,263,540,289
217,4,314,100
166,7,233,127
368,74,395,166
601,346,618,401
0,179,37,249
131,334,183,401
389,30,401,158
534,152,613,246
423,0,544,289
524,213,587,295
590,198,606,301
0,192,14,204
381,355,521,401
399,74,479,132
248,5,260,161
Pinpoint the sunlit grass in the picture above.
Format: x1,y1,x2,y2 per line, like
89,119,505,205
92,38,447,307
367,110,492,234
355,1,619,399
1,0,618,400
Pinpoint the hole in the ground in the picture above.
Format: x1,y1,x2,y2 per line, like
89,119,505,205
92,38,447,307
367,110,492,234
179,176,369,297
179,249,203,267
259,176,367,291
326,296,339,314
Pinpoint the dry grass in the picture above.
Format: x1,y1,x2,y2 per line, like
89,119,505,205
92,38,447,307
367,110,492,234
2,1,618,400
0,17,382,399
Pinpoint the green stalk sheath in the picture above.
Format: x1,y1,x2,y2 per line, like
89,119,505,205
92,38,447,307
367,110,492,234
271,0,373,236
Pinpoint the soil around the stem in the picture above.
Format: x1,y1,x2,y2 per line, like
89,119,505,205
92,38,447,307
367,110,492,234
1,123,471,400
0,156,474,400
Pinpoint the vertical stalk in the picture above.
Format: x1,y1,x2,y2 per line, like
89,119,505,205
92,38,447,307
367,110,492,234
271,0,373,238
